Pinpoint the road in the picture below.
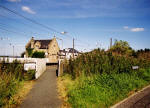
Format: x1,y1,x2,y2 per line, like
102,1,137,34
20,66,61,108
112,85,150,108
130,93,150,108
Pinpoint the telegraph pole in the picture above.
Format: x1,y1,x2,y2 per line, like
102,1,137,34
110,38,112,48
73,38,74,59
13,45,14,57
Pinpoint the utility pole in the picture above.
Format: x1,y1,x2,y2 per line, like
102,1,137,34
73,38,74,59
110,38,112,48
13,45,14,57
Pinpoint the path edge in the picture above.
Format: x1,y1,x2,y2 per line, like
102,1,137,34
111,84,150,108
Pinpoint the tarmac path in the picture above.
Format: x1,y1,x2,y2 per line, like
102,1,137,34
20,66,61,108
112,85,150,108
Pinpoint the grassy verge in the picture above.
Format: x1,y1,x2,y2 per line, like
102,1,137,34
58,68,150,108
0,61,36,108
4,80,35,108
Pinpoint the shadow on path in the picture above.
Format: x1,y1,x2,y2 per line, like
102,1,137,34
21,66,61,108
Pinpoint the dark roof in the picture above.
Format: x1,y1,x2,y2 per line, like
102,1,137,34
34,40,52,49
59,48,80,53
67,48,79,53
59,49,67,53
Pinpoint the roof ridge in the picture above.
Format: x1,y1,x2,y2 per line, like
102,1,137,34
34,39,52,40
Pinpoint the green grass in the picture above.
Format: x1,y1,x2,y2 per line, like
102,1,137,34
62,68,150,108
0,73,20,107
0,61,36,107
61,49,150,107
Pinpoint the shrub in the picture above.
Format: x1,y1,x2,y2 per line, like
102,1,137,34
64,49,150,79
32,51,45,58
26,48,33,57
61,48,150,107
0,60,35,107
24,70,36,80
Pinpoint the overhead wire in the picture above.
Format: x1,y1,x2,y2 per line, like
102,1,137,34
0,5,93,49
0,5,64,35
0,13,51,36
0,26,27,36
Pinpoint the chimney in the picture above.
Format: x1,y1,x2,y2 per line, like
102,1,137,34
31,37,34,48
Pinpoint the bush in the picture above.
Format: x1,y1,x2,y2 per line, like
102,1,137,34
62,49,150,107
0,60,36,107
64,49,150,79
26,48,33,57
24,70,36,80
32,51,45,58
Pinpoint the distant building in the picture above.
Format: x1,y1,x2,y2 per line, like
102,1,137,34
59,48,80,59
25,37,60,63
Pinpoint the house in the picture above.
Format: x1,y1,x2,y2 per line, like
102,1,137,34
59,48,80,59
25,37,60,63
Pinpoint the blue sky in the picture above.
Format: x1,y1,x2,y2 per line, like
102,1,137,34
0,0,150,56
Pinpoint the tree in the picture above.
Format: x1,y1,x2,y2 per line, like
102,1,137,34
26,48,33,57
21,51,25,58
32,51,45,58
110,40,133,55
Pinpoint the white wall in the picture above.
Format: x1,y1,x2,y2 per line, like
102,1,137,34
35,59,46,79
0,57,46,79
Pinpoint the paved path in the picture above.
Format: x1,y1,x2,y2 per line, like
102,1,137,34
112,85,150,108
20,66,61,108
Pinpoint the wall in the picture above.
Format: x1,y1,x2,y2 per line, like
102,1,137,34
58,59,64,76
48,38,60,63
0,57,46,79
35,59,46,79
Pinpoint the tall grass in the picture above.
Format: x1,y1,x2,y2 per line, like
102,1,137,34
65,69,150,108
0,60,35,107
62,49,150,108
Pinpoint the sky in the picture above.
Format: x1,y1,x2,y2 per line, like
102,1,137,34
0,0,150,56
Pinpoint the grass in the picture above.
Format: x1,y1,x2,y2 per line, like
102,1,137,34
0,61,36,108
6,80,35,108
0,73,35,108
58,68,150,108
57,75,72,108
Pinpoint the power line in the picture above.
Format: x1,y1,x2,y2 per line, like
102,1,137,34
0,21,46,37
0,26,27,36
0,5,74,40
0,23,29,36
0,5,92,50
0,13,52,35
0,5,63,35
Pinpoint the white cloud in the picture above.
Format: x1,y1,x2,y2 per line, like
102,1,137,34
7,0,21,2
22,6,36,14
130,28,144,32
123,26,144,32
123,26,129,29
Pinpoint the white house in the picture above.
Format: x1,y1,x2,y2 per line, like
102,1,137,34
59,48,80,59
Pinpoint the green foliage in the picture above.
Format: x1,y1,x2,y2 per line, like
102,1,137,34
21,51,25,58
62,48,150,107
0,60,36,107
26,48,33,57
64,49,150,79
32,51,45,58
110,40,133,55
66,70,150,108
24,70,36,80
